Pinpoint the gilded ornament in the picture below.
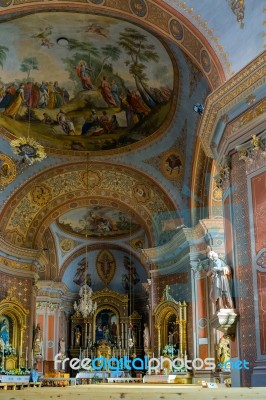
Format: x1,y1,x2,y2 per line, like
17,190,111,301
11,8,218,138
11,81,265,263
0,154,16,189
30,184,52,206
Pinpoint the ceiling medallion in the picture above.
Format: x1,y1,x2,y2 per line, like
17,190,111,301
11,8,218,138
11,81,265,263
0,153,17,190
10,137,46,165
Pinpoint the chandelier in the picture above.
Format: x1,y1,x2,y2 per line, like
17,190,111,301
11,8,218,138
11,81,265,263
10,136,46,165
74,284,97,318
10,66,46,165
73,155,97,319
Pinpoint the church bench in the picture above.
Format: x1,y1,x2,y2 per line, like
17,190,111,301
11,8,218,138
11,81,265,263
107,377,143,383
0,382,17,390
40,377,76,386
14,382,30,389
29,381,42,387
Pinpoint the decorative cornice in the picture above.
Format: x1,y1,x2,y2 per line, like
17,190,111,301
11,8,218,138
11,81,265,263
198,51,266,159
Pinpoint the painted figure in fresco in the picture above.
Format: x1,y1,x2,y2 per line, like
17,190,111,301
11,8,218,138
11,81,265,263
39,81,49,108
4,83,25,119
57,109,75,135
73,258,91,286
122,255,140,291
99,76,117,107
81,110,100,136
43,112,57,125
126,88,150,123
99,110,113,133
0,316,9,345
76,60,94,90
111,80,121,106
207,249,234,311
0,85,17,110
33,323,42,354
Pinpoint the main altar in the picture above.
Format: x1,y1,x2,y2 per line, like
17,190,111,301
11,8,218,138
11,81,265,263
70,288,142,359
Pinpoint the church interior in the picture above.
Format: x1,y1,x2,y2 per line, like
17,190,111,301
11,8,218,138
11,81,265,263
0,0,265,396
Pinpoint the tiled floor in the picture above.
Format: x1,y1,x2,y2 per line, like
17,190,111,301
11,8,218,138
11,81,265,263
0,384,265,400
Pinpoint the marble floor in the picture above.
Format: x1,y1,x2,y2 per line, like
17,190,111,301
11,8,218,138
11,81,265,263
0,384,265,400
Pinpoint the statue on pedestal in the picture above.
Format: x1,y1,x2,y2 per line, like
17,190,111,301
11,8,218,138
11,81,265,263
143,323,150,349
207,249,234,311
33,323,42,355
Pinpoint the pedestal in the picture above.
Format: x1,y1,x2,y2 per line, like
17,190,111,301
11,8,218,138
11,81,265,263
251,360,266,387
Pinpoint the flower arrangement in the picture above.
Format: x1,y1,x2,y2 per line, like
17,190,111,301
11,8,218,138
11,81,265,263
0,342,16,356
0,367,31,376
162,344,178,356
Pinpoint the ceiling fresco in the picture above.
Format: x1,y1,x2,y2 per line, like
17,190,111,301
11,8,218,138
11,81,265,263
61,249,147,294
0,1,264,295
57,206,141,238
0,12,175,153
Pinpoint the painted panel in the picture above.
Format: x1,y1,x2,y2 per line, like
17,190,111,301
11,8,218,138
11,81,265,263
57,206,140,238
257,271,266,355
224,195,233,266
251,171,266,254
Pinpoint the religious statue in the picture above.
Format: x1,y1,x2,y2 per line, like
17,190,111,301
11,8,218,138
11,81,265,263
0,316,9,345
207,249,234,311
74,327,81,346
217,335,231,370
143,323,150,349
33,323,42,355
59,337,66,354
162,285,176,302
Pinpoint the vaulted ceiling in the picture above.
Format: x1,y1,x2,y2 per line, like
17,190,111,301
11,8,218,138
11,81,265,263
0,1,264,293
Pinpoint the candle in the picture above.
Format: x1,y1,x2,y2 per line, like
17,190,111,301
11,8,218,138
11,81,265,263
86,347,88,358
91,350,93,360
26,347,28,369
79,347,82,359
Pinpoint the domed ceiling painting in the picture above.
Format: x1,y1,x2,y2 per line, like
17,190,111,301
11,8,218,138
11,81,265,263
0,12,175,153
57,206,141,238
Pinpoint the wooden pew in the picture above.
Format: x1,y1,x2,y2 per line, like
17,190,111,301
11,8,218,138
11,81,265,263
0,382,17,390
29,381,42,387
